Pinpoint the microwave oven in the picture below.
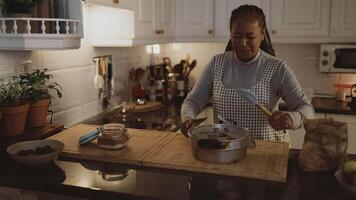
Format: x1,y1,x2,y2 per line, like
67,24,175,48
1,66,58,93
320,44,356,73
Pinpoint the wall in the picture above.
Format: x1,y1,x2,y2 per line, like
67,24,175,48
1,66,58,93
160,43,356,95
0,5,152,127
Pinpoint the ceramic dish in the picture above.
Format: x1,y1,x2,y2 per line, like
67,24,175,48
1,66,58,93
7,140,64,165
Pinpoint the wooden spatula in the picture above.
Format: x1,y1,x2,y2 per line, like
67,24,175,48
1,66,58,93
237,88,272,117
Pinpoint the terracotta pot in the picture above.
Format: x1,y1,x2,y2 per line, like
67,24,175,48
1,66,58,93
27,98,50,128
0,102,29,136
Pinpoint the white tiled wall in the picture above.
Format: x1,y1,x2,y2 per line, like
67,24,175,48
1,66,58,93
0,6,152,127
159,43,356,94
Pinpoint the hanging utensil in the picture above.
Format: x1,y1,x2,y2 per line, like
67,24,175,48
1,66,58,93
185,59,197,78
163,57,173,73
94,58,103,89
236,88,272,117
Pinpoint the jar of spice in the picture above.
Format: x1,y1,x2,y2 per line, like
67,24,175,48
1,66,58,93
334,83,352,102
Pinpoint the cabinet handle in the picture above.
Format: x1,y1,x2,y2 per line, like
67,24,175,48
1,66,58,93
208,30,213,34
271,30,277,35
156,30,160,35
160,29,164,34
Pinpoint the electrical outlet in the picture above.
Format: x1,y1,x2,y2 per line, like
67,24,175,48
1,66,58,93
113,0,119,4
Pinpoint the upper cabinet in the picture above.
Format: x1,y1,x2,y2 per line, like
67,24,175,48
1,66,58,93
269,0,330,43
91,0,175,47
214,0,270,42
270,0,356,43
0,0,83,50
135,0,175,42
175,0,214,42
90,0,356,46
330,0,356,40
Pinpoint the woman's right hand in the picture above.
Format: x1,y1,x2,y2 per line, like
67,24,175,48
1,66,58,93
181,118,194,137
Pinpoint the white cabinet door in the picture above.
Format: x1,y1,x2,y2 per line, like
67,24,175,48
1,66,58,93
134,0,157,40
214,0,270,41
270,0,330,41
330,0,356,39
326,114,356,155
175,0,214,41
157,0,175,39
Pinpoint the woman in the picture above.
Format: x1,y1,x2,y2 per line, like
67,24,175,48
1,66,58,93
181,5,314,142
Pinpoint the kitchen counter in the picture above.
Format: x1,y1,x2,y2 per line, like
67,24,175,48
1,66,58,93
85,97,356,132
1,101,356,199
0,150,355,200
311,97,356,115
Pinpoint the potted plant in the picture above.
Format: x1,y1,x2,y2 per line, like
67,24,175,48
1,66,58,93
1,0,42,33
20,68,62,127
0,77,29,136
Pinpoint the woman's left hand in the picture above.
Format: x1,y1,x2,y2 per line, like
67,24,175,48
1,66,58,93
268,111,293,130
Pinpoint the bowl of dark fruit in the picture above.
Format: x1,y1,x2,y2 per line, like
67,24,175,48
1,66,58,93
7,140,64,165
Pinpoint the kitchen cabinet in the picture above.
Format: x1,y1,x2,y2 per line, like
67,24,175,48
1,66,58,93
134,0,175,42
91,0,175,47
269,0,330,43
175,0,214,42
0,1,83,50
270,0,356,43
330,0,356,40
214,0,270,42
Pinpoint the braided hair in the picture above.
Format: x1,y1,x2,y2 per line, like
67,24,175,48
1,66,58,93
224,5,275,56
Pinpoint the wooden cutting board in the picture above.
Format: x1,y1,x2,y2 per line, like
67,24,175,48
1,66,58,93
143,134,289,182
51,124,289,182
127,101,163,113
49,124,174,165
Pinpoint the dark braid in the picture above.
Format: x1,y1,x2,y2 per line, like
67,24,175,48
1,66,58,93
224,5,275,56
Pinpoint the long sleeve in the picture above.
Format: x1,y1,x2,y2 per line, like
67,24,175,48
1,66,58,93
274,61,315,129
180,57,214,122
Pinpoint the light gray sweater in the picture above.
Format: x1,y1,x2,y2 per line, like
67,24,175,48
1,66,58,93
181,50,314,129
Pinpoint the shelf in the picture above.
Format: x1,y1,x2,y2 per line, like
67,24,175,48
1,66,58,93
0,17,82,50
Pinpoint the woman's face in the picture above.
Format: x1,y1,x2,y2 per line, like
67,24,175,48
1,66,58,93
230,18,265,62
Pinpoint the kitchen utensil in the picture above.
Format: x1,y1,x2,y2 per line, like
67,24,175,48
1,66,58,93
185,59,197,78
79,129,100,145
163,57,173,73
94,58,103,89
237,88,272,117
188,124,255,163
179,117,208,136
237,89,288,134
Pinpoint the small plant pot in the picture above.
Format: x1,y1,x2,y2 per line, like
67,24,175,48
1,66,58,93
0,102,29,136
27,98,50,128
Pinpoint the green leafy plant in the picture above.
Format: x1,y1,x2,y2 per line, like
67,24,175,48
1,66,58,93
20,68,62,103
1,0,42,14
0,77,24,107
